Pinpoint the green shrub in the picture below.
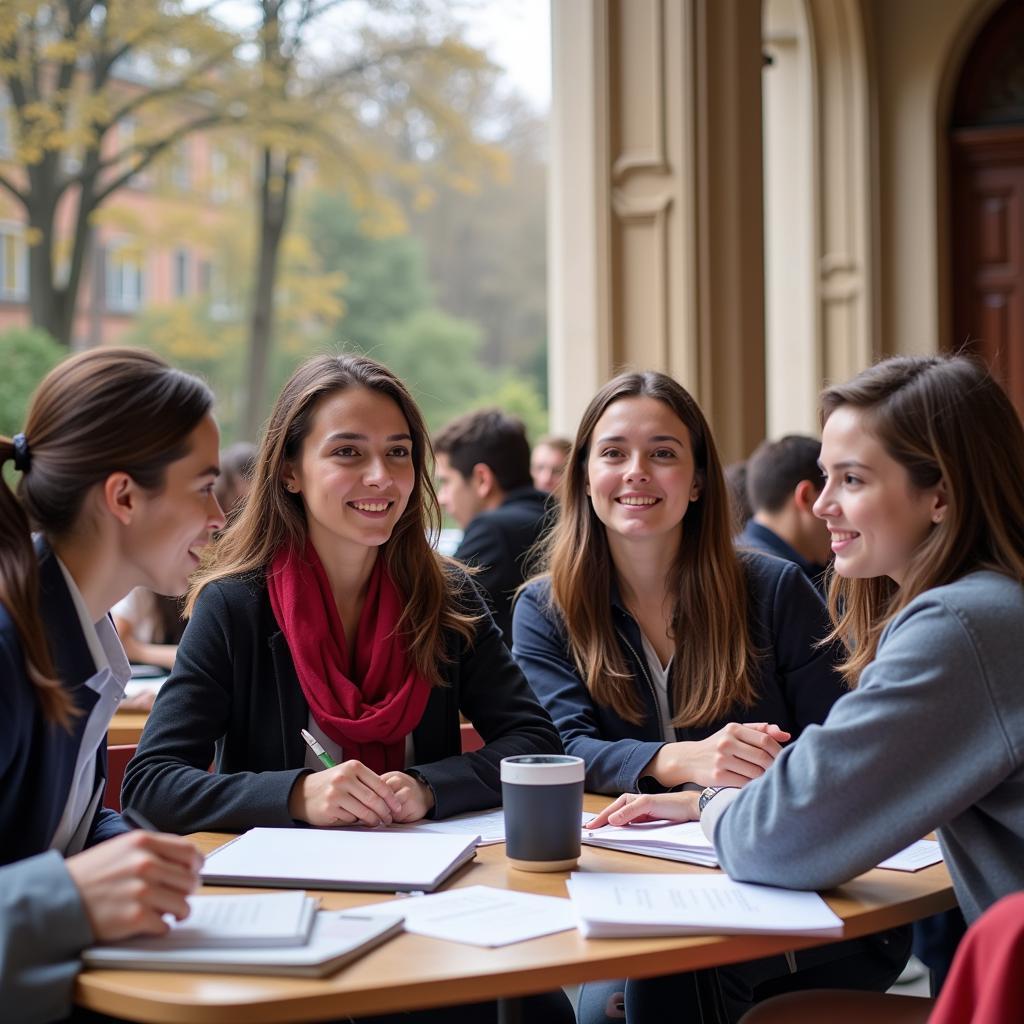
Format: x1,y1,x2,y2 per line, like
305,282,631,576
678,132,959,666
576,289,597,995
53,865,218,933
0,327,65,437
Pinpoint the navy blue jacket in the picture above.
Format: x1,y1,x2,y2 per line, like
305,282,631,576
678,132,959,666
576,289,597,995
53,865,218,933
737,520,829,598
0,539,127,866
454,485,552,644
123,567,562,833
512,551,846,794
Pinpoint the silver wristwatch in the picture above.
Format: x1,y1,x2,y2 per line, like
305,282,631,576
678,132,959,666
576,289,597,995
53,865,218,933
698,786,724,813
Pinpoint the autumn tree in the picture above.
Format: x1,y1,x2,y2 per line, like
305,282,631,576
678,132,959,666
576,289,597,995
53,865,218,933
0,0,242,344
235,0,505,438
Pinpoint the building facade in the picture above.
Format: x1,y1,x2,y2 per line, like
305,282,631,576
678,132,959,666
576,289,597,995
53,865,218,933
548,0,1024,459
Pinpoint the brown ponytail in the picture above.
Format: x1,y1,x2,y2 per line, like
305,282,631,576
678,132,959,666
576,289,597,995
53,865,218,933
0,435,69,726
1,347,213,727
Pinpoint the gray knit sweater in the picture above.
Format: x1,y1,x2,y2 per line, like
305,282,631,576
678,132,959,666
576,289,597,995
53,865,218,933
704,570,1024,923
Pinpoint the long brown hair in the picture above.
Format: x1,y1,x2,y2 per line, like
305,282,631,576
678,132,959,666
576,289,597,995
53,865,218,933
187,353,476,683
534,371,758,725
0,348,213,727
821,355,1024,685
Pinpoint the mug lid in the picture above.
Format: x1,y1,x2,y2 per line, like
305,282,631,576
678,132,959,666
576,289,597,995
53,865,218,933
500,754,585,786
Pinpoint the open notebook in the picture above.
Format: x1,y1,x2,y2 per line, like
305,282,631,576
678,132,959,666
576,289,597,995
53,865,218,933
201,827,478,892
112,891,317,950
581,819,719,867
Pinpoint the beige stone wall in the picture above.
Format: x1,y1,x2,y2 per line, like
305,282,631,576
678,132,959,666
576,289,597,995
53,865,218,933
868,0,1000,356
549,0,1002,451
549,0,766,461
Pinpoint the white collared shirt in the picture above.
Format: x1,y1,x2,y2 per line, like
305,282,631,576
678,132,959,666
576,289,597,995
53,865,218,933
639,630,676,744
49,558,131,854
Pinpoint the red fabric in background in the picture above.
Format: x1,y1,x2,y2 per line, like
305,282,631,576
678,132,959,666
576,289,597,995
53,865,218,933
928,892,1024,1024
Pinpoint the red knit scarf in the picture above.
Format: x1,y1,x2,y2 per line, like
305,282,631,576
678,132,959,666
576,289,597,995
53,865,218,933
267,540,431,773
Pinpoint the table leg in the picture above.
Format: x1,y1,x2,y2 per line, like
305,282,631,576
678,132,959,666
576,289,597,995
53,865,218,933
497,996,524,1024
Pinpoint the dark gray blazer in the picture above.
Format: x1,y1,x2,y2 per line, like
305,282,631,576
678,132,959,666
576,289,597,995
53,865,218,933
123,568,562,834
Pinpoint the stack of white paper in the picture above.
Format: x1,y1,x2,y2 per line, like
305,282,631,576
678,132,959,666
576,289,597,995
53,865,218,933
581,819,719,867
567,873,844,938
201,827,477,892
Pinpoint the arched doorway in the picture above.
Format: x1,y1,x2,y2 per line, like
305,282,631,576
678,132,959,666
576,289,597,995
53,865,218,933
950,0,1024,412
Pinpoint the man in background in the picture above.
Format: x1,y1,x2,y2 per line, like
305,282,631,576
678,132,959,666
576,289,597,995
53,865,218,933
738,434,831,595
530,435,572,494
435,409,550,643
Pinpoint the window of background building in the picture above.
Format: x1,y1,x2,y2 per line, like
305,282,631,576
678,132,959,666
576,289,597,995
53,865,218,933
173,248,191,298
105,243,144,312
0,92,11,158
0,223,27,300
170,141,191,191
210,148,230,203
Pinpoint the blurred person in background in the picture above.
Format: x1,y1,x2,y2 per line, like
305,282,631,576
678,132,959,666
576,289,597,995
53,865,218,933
531,435,572,494
214,441,257,522
435,409,551,644
724,460,752,535
738,435,831,596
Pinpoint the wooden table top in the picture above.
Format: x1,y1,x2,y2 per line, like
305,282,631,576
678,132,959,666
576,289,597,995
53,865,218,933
107,710,150,746
75,797,956,1024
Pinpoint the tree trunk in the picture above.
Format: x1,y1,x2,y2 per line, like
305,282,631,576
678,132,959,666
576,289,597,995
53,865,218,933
243,147,292,440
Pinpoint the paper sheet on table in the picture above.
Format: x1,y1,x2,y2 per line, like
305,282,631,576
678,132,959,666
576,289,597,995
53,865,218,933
876,839,944,872
342,809,597,847
567,872,844,938
363,808,508,846
358,885,577,946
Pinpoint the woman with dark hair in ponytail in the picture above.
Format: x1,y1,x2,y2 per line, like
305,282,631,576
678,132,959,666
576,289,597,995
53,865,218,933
0,348,225,1023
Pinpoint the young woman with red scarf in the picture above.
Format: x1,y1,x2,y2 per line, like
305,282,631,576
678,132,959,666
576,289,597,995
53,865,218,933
121,354,572,1024
123,353,563,834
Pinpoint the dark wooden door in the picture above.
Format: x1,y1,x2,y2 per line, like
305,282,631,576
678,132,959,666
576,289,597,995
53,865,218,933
952,128,1024,413
948,0,1024,415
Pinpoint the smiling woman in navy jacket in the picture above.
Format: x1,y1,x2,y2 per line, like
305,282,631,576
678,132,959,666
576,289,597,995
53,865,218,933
512,370,907,1024
0,348,222,1023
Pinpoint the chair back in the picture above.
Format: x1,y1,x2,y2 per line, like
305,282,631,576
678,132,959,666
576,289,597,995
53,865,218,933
104,744,137,813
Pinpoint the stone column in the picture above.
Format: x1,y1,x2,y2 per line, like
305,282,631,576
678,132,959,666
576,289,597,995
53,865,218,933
548,0,766,461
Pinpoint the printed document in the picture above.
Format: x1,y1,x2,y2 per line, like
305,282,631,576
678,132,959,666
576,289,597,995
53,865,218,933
568,872,844,938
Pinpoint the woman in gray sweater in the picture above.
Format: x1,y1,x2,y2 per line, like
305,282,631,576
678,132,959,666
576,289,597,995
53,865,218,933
593,354,1024,1018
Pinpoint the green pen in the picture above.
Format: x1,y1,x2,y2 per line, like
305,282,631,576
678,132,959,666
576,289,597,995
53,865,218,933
301,727,337,769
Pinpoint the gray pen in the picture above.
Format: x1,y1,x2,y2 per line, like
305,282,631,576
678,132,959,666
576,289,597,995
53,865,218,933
121,807,159,832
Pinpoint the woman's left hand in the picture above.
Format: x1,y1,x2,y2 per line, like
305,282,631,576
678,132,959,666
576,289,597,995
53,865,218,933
381,771,436,823
588,791,699,829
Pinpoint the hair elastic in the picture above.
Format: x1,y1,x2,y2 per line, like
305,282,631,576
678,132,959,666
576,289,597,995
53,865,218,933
12,433,31,473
